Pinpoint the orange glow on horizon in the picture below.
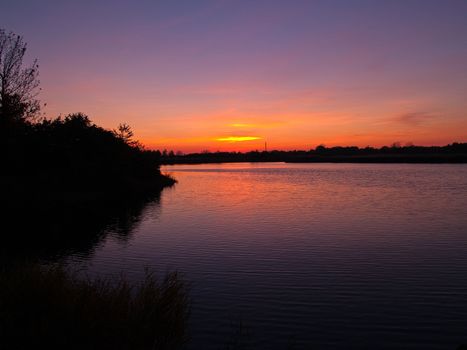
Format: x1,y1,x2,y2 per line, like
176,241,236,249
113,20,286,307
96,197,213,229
229,123,253,128
216,136,262,142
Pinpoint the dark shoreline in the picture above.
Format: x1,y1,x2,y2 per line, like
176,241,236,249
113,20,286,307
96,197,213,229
159,143,467,165
161,154,467,165
1,172,175,251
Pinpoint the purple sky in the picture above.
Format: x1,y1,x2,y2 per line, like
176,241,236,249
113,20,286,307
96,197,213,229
2,0,466,151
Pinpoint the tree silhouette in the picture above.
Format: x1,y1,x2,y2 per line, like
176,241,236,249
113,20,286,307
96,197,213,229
113,123,139,147
0,29,41,124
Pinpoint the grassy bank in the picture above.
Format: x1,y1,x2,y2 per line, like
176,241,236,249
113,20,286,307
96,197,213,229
0,264,190,350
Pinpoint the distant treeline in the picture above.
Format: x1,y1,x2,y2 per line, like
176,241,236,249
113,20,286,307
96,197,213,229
160,143,467,164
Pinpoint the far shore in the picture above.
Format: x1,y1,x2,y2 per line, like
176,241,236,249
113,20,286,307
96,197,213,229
159,143,467,165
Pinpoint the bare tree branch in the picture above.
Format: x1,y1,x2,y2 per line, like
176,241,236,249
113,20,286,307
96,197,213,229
0,29,41,123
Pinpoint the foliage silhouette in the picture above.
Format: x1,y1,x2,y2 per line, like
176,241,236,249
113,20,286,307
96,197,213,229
0,29,174,260
0,29,41,124
1,112,175,260
2,111,174,193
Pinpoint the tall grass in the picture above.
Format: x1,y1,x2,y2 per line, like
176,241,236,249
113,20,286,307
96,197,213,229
0,264,190,349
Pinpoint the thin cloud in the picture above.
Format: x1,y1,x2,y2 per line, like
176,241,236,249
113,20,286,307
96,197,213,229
393,112,436,126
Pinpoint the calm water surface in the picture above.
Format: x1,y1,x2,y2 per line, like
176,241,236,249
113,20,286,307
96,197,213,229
67,163,467,349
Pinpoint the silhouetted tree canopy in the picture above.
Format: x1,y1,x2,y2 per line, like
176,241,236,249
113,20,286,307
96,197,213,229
1,111,174,195
113,122,139,147
0,29,40,125
0,30,174,210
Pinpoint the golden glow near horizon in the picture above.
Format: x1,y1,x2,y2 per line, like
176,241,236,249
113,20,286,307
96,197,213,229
216,136,262,142
229,123,254,128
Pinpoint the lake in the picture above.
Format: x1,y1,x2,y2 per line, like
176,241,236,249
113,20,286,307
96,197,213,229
66,163,467,349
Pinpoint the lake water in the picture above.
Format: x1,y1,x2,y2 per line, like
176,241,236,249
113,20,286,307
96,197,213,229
66,163,467,349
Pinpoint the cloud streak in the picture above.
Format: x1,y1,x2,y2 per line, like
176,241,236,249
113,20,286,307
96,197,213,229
393,112,436,126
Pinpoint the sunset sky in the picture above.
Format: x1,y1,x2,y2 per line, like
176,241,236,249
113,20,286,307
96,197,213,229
2,0,466,152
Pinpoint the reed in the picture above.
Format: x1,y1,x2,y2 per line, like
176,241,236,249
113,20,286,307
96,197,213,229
0,264,190,350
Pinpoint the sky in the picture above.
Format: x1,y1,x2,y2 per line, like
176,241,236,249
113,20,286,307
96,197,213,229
2,0,467,152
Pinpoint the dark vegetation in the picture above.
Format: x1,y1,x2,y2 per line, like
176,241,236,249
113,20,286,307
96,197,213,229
161,143,467,164
0,264,190,350
1,29,187,349
2,112,175,210
0,29,175,257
